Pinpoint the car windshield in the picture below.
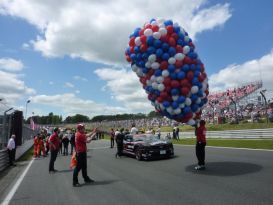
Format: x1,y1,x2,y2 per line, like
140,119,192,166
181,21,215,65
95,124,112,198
132,135,160,142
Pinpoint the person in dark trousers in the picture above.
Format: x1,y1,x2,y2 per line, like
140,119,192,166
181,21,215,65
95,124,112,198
70,132,75,155
73,124,97,187
110,128,115,148
49,128,60,173
115,128,125,158
58,134,63,155
195,120,207,170
62,134,69,156
7,134,16,166
176,127,180,140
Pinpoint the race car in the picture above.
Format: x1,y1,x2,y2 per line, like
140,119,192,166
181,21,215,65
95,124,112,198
123,134,174,160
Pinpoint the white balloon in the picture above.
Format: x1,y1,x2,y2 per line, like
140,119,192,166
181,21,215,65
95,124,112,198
150,75,156,82
172,95,179,101
153,32,161,39
167,107,174,114
159,27,167,36
185,98,192,106
151,21,158,26
183,46,190,54
174,108,181,114
146,80,151,86
180,28,186,35
184,36,190,43
144,29,153,36
175,53,185,61
179,103,185,108
132,64,138,72
158,83,165,91
168,57,176,64
160,103,165,110
191,86,199,94
187,119,196,126
157,18,165,24
145,61,151,68
152,82,158,89
135,37,141,46
196,98,201,104
156,76,164,83
148,54,156,63
136,69,143,77
162,70,169,77
151,62,160,69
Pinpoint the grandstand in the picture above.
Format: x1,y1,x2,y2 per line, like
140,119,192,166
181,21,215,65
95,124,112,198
203,81,273,124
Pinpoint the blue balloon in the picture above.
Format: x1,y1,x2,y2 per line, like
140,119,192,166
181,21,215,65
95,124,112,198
170,72,177,80
162,43,170,52
142,67,148,74
178,96,186,103
168,47,176,56
194,71,200,77
133,28,141,37
147,36,154,46
134,46,140,54
130,53,136,61
183,106,192,114
192,78,199,86
171,88,179,96
191,94,198,102
191,104,199,112
168,64,176,73
172,101,179,109
177,39,184,46
163,101,170,107
173,26,180,33
162,53,170,60
177,71,185,79
153,39,162,48
155,69,162,76
142,53,148,60
150,18,156,23
155,48,163,58
182,64,190,72
136,53,142,61
155,90,161,96
197,82,202,89
147,47,155,55
164,20,173,26
197,90,203,97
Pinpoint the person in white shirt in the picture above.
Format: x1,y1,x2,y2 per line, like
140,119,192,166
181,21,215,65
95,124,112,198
130,124,138,134
7,134,16,166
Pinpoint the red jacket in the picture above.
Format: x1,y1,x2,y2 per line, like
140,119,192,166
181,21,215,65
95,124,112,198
75,131,87,153
196,125,206,143
49,132,60,150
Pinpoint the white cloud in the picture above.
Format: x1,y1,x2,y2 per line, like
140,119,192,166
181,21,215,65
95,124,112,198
64,82,74,88
0,70,36,104
209,50,273,92
75,90,80,94
0,58,24,71
30,93,127,118
73,75,87,82
0,0,231,64
94,68,153,113
49,81,54,85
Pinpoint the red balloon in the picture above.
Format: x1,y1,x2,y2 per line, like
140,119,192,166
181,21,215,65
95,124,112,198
157,97,163,103
139,29,144,36
205,89,209,96
129,37,135,47
140,35,147,44
171,80,180,88
184,112,193,119
181,87,190,96
168,37,176,47
160,61,168,70
126,55,131,62
200,64,205,72
166,25,174,35
148,69,154,76
171,33,179,41
163,77,172,86
176,45,183,53
198,74,204,82
160,35,168,43
189,42,195,49
160,91,168,99
165,86,171,93
183,56,192,64
175,60,183,68
130,46,134,53
151,25,159,32
144,24,152,29
180,79,189,87
186,71,194,81
140,44,147,52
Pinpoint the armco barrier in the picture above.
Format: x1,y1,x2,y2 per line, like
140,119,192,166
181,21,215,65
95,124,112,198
162,128,273,139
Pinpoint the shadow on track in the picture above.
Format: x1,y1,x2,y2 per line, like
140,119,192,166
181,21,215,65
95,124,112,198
56,169,73,173
82,180,118,186
185,161,262,176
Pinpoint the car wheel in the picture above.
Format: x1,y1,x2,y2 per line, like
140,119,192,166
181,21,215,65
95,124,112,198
135,148,142,161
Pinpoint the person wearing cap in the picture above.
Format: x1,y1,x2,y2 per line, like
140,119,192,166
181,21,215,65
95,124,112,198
49,127,60,173
73,124,97,187
7,134,16,166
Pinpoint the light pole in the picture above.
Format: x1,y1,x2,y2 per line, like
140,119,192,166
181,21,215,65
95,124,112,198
229,97,238,124
2,107,13,143
260,90,268,123
25,100,31,121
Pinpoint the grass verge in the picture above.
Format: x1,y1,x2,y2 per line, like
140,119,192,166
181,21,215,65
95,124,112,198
172,139,273,150
17,146,34,162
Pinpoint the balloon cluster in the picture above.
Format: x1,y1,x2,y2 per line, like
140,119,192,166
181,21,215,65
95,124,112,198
125,18,209,125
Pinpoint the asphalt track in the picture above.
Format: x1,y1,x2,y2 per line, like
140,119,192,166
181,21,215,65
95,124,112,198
1,140,273,205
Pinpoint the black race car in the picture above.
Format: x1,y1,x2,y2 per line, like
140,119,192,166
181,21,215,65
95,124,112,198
123,134,174,160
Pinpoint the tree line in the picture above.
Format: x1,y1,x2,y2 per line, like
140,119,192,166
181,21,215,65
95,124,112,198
27,111,161,125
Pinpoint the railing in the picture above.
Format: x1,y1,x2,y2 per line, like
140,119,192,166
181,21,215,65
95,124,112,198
163,128,273,139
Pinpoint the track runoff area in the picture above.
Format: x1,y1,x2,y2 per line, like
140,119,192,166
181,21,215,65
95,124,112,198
1,140,273,205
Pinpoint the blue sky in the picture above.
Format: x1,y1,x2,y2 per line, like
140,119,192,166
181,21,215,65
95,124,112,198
0,0,273,119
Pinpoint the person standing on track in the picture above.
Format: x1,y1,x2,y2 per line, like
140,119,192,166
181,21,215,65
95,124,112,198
110,128,115,148
115,128,125,158
73,124,97,187
49,127,60,173
195,120,207,170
